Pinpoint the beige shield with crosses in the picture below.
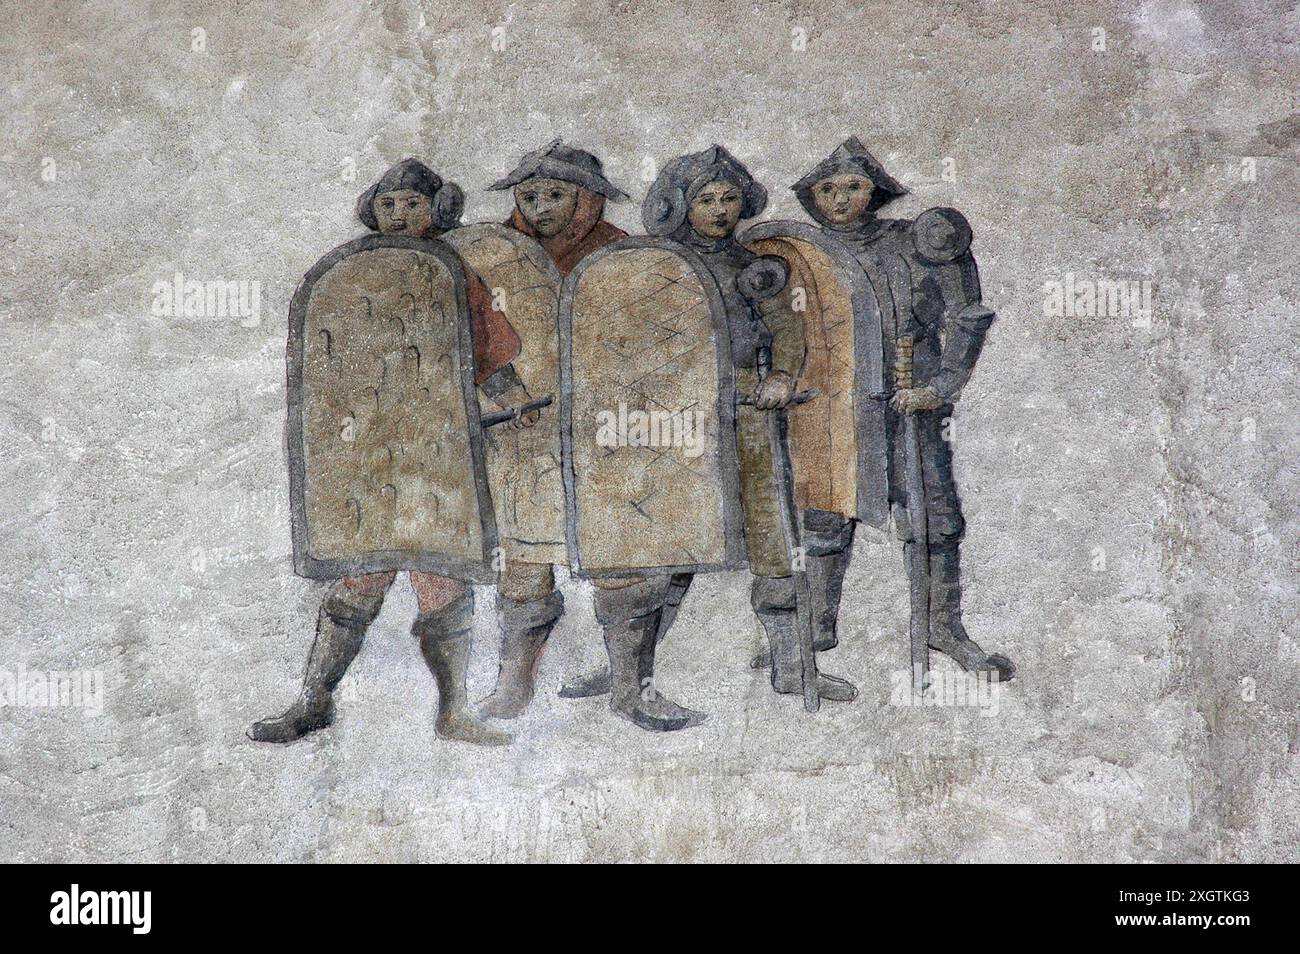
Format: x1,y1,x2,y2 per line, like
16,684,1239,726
559,237,744,577
742,220,889,528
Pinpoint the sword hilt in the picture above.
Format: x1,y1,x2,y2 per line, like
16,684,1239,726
895,335,914,391
481,394,553,428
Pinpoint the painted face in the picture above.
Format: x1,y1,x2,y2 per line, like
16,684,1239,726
811,173,874,225
513,177,579,237
373,189,435,236
687,179,744,240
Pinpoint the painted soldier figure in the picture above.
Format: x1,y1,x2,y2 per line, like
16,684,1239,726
565,145,857,732
473,140,631,719
651,146,857,704
782,137,1015,681
250,159,534,747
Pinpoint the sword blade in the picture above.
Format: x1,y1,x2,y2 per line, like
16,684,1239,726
766,407,820,714
902,414,931,691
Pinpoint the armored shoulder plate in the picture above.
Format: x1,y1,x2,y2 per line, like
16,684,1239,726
737,255,789,302
911,207,973,264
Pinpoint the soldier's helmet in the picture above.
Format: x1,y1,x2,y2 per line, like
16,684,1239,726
642,144,769,238
356,158,465,232
791,137,908,224
487,139,629,202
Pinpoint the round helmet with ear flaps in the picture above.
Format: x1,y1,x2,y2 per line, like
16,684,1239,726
356,158,465,232
642,145,769,238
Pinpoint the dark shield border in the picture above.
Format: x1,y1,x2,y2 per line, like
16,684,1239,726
286,234,498,582
740,220,890,530
558,236,745,578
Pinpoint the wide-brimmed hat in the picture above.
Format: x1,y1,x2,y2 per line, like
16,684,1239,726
487,139,628,201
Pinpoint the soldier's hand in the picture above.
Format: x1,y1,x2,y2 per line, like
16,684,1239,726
498,386,538,429
890,386,943,415
754,372,795,410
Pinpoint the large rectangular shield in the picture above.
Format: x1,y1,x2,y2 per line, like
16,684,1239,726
442,224,567,566
742,221,889,529
559,237,744,577
287,235,497,581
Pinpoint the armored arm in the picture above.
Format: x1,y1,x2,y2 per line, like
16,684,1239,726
929,299,995,402
910,208,994,403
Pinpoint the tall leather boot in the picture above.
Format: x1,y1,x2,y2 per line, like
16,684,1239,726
753,575,856,702
248,582,383,743
808,543,854,651
757,608,858,702
559,572,692,699
414,592,513,746
478,590,564,719
597,578,704,732
750,548,854,667
927,542,1015,681
752,512,854,669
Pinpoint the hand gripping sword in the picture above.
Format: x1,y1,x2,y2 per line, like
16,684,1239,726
751,346,821,713
480,394,554,428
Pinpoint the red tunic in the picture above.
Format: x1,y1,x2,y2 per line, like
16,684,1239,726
503,187,627,275
462,263,521,384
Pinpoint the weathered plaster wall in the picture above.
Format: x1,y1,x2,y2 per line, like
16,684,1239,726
1,0,1295,862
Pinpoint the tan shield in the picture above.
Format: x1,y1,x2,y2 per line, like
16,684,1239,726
442,224,567,565
560,237,744,577
287,235,497,580
742,221,888,528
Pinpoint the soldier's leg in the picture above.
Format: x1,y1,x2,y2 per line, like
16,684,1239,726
248,572,393,743
478,563,564,719
918,411,1015,681
806,511,857,651
409,578,512,746
751,510,856,668
751,575,856,702
592,575,704,732
559,571,692,699
736,403,855,699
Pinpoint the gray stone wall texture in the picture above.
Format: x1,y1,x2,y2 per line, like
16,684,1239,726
1,0,1296,863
